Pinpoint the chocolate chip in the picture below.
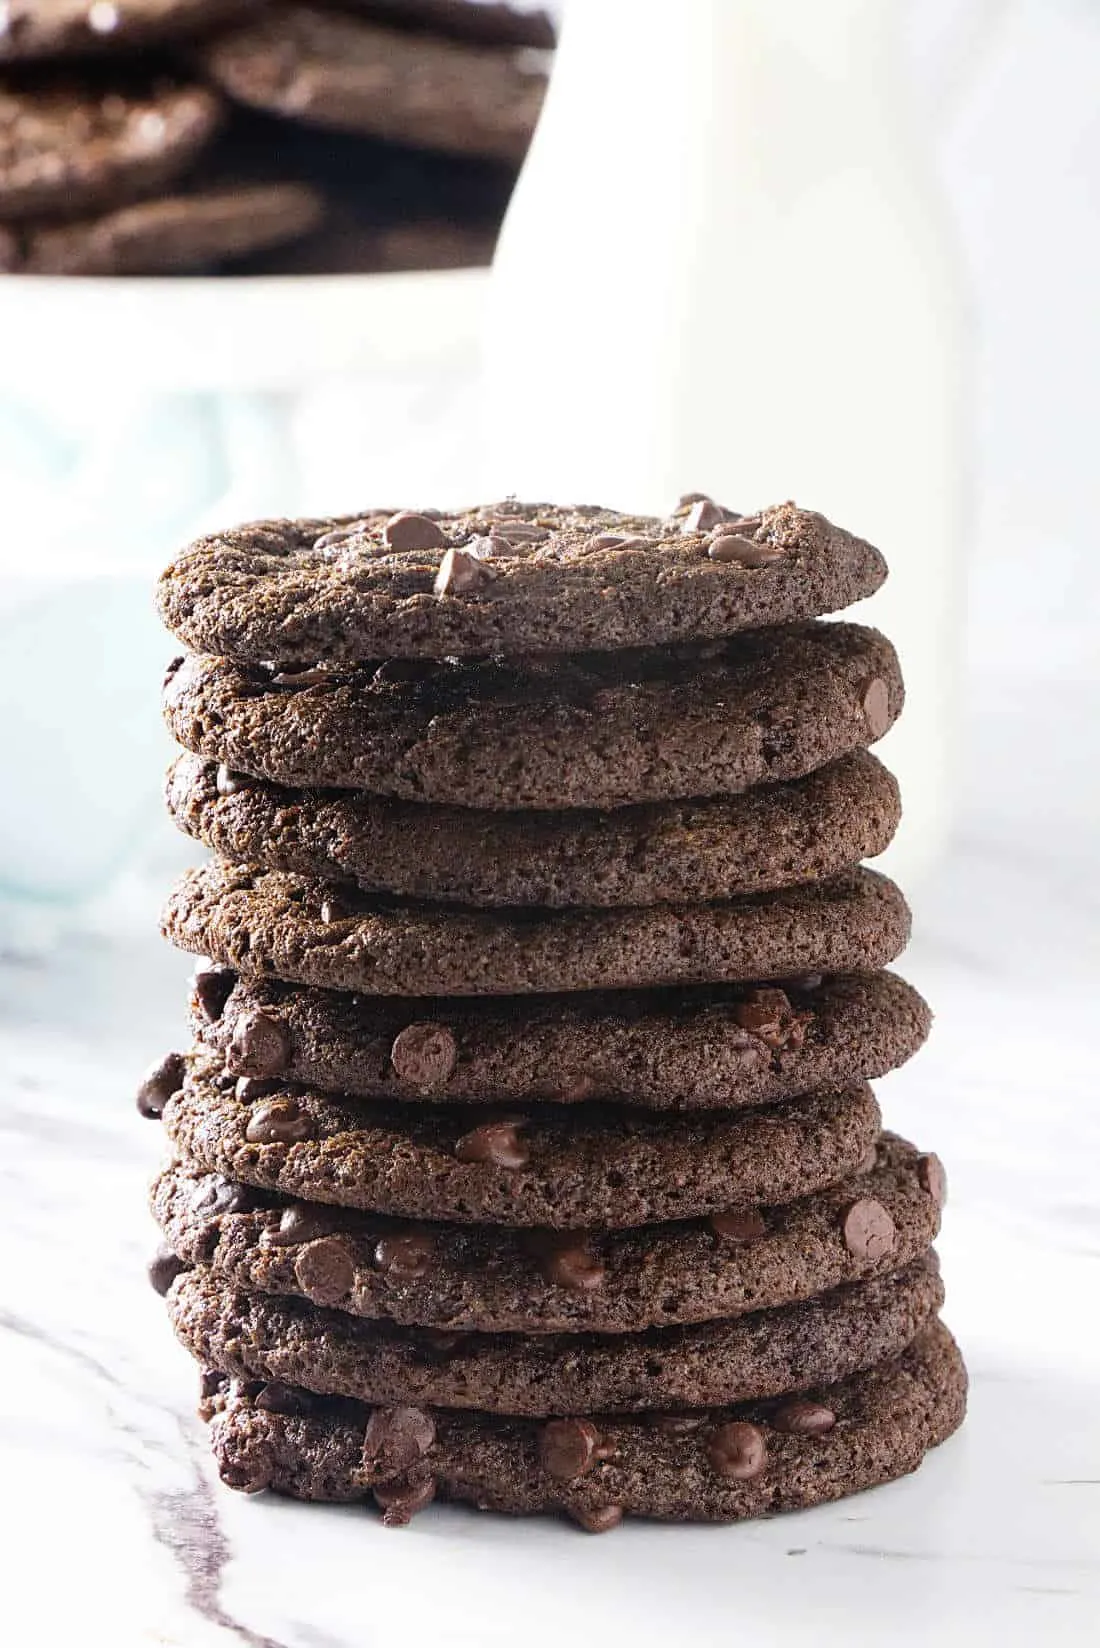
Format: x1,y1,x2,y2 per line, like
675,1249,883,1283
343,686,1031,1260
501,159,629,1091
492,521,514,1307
192,1175,254,1217
244,1097,313,1145
708,534,784,568
215,763,248,796
709,1209,768,1243
200,1369,228,1401
390,1022,456,1090
571,1505,623,1533
917,1153,948,1207
373,1475,436,1526
374,1231,436,1281
732,987,808,1051
148,1244,186,1296
363,1406,436,1479
770,1399,836,1437
163,655,185,685
266,1204,334,1247
651,1413,704,1435
192,962,235,1023
314,520,371,553
861,677,891,739
434,545,496,596
681,497,727,533
255,1381,309,1416
294,1236,355,1305
488,519,548,544
707,1421,767,1480
136,1050,185,1119
270,665,335,688
229,1010,291,1079
590,532,652,551
219,1453,272,1495
455,1120,529,1169
539,1419,600,1481
672,491,714,514
235,1076,280,1102
539,1238,605,1292
383,510,447,551
842,1198,896,1260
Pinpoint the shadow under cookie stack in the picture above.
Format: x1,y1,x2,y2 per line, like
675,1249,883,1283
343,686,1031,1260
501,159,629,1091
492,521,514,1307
142,497,967,1532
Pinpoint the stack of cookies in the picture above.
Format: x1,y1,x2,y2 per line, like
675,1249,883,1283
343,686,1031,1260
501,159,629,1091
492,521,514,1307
0,0,550,276
142,497,967,1531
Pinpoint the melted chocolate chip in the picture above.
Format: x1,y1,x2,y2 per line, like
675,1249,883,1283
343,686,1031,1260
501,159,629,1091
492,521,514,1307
294,1237,355,1305
244,1097,313,1145
538,1238,605,1292
917,1153,948,1207
215,763,248,796
229,1010,291,1079
374,1231,436,1281
255,1381,310,1416
842,1199,897,1261
192,962,235,1023
681,497,728,533
434,545,496,595
148,1244,187,1296
707,1421,767,1480
383,511,447,552
770,1399,836,1437
363,1406,436,1479
136,1050,185,1119
454,1120,529,1169
266,1204,334,1247
539,1419,600,1481
373,1475,436,1526
571,1504,623,1533
861,677,891,739
708,533,784,568
389,1022,457,1090
192,1175,255,1217
709,1209,768,1243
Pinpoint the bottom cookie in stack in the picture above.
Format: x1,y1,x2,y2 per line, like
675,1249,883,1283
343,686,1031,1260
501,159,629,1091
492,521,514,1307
152,1129,966,1529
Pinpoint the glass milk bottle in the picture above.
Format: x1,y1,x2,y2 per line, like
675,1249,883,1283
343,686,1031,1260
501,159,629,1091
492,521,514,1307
483,0,983,885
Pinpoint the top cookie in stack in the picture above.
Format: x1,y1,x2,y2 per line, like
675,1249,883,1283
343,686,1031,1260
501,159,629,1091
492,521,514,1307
146,495,965,1531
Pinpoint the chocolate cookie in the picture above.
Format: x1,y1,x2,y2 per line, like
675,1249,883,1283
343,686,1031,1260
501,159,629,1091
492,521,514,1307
202,1321,967,1525
168,1257,943,1416
0,78,221,222
161,1060,881,1226
2,182,322,275
156,501,887,664
199,6,547,163
161,623,902,811
162,863,910,998
0,0,255,60
152,1132,943,1334
190,970,929,1112
166,750,900,908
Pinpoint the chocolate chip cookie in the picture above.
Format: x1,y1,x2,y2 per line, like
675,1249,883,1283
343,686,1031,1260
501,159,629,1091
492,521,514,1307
165,749,900,907
199,6,547,163
3,181,321,274
162,621,902,812
0,77,221,221
156,501,887,663
161,1058,881,1226
152,1133,943,1334
168,1257,943,1416
162,863,911,997
188,970,929,1112
201,1320,967,1525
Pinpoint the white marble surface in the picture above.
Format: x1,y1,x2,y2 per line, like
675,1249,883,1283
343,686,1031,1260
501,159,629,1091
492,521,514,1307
2,604,1098,1648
